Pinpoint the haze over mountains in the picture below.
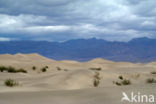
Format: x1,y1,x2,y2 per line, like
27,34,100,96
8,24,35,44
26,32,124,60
0,37,156,62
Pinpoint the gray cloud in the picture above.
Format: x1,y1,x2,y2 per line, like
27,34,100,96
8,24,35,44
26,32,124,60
0,0,156,41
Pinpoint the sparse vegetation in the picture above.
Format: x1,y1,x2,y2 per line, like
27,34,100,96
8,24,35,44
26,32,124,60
32,66,36,70
17,68,27,73
115,82,122,86
113,75,131,86
64,69,68,71
121,79,131,85
0,66,27,73
93,79,100,87
40,66,49,72
93,72,101,87
45,66,49,69
4,79,19,87
94,72,101,80
90,67,102,71
146,78,156,83
118,75,123,80
41,67,47,72
56,67,69,72
0,66,7,72
7,66,16,73
56,67,62,71
151,72,156,74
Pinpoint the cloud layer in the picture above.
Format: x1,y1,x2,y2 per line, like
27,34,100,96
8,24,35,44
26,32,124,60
0,0,156,41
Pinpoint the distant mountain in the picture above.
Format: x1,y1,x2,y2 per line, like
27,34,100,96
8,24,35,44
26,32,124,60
0,37,156,62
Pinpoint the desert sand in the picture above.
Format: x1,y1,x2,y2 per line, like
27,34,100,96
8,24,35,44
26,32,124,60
0,53,156,104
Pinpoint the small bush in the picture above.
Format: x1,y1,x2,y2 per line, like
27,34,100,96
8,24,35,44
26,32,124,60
115,82,122,86
41,67,47,72
151,72,156,74
32,66,36,70
45,66,49,69
90,68,102,71
146,78,156,83
93,72,101,87
121,79,131,85
0,68,3,72
17,69,27,73
7,66,16,73
94,72,100,80
93,79,100,87
40,66,49,72
64,69,68,71
0,66,7,72
4,79,18,87
118,75,123,80
0,66,27,73
114,75,131,86
56,67,62,71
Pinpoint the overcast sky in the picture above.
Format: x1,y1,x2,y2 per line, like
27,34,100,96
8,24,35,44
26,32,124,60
0,0,156,42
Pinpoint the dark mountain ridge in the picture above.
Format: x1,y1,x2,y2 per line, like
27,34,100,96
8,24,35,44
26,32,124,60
0,37,156,63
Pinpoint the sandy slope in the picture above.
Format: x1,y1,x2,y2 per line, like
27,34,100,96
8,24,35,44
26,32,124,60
1,85,156,104
0,53,156,104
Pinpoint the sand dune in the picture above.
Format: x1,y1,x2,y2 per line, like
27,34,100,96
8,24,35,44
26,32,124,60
0,53,156,104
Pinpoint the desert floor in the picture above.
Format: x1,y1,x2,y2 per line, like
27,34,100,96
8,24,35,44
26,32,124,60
0,53,156,104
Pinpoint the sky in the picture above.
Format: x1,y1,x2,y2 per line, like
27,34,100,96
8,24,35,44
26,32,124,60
0,0,156,42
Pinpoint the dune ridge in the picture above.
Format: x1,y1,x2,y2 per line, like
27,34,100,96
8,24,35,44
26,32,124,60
0,53,156,104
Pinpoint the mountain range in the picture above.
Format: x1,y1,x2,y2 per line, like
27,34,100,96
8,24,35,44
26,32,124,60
0,37,156,63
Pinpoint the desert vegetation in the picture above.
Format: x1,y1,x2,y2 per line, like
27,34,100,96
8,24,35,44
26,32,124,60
45,66,49,69
32,66,36,70
56,67,68,72
151,72,156,74
64,69,68,71
41,68,46,72
114,81,122,86
16,68,27,73
114,75,131,86
40,66,49,72
90,67,102,71
56,67,62,71
93,79,100,87
93,72,101,87
0,66,27,73
4,79,19,87
146,78,156,83
121,79,131,85
118,75,123,80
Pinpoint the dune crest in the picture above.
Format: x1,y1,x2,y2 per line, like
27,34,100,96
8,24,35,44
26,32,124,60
88,58,114,64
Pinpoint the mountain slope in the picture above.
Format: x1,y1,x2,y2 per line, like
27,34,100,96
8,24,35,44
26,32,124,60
0,37,156,62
